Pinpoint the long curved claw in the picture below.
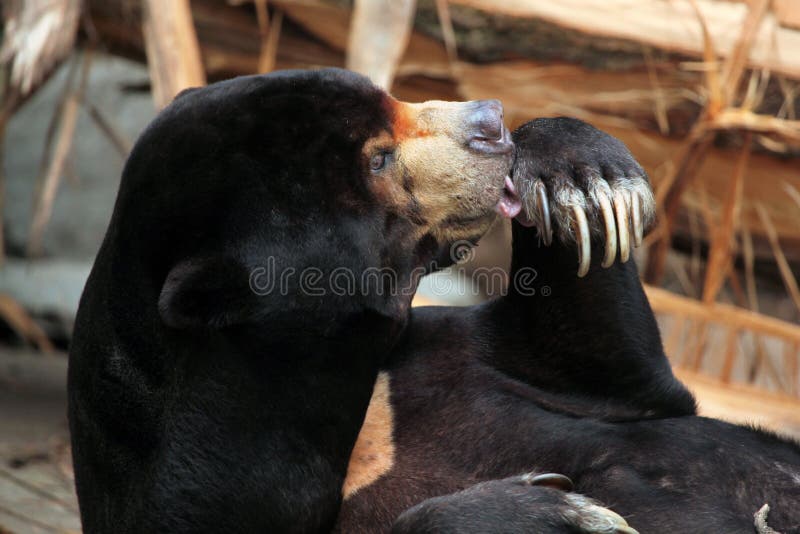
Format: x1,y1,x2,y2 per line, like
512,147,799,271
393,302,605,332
613,191,630,263
522,472,574,492
631,191,643,248
598,192,617,268
573,205,591,277
585,504,638,534
536,182,553,246
566,494,640,534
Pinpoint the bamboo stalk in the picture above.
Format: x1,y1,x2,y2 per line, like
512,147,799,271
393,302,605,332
0,295,54,353
755,203,800,312
668,253,698,299
702,132,751,303
645,0,773,283
645,127,712,282
80,98,131,157
664,316,687,360
31,56,80,223
27,49,95,257
687,194,705,293
720,328,740,383
723,257,782,389
719,0,771,105
784,341,799,396
26,93,80,257
643,46,670,135
690,319,709,371
741,217,760,312
727,265,749,310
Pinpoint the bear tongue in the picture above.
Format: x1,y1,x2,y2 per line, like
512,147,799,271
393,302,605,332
495,175,523,219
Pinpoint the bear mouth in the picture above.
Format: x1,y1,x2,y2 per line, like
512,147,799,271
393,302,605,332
495,175,523,219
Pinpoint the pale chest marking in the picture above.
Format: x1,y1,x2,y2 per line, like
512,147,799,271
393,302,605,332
342,372,395,500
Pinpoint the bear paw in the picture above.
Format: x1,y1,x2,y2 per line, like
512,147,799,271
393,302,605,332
520,473,638,534
392,472,638,534
512,117,655,277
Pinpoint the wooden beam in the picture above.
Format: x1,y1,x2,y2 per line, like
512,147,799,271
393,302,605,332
645,284,800,344
775,0,800,30
141,0,206,109
449,0,800,80
346,0,417,89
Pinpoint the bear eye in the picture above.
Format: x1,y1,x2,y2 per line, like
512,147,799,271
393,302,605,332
370,151,390,172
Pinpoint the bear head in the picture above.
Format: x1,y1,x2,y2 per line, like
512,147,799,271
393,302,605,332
113,68,521,331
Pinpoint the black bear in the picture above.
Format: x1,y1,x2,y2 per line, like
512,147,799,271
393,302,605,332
336,119,800,533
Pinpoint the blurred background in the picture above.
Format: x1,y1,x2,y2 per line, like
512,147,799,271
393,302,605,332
1,0,800,531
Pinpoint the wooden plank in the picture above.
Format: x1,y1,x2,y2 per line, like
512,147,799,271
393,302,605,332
450,0,800,79
675,368,800,439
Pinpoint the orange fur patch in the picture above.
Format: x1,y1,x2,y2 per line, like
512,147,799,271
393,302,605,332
389,100,429,141
342,372,395,500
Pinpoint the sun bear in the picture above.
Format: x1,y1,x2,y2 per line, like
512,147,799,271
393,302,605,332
68,69,800,534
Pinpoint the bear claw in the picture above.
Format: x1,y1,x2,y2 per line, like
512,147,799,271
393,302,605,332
573,205,591,277
535,181,553,246
563,493,640,534
521,472,575,492
597,191,617,269
517,174,653,276
613,190,631,264
631,191,643,248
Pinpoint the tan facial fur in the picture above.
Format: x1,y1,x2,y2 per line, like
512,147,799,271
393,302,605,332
364,98,514,244
342,372,395,500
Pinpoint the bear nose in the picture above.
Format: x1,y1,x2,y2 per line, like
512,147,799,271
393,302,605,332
466,100,513,154
467,100,504,140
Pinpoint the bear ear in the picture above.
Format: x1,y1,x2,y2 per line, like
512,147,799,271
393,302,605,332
173,86,201,101
158,257,258,329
